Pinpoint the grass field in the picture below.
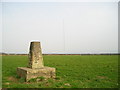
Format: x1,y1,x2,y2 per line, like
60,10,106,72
2,55,118,88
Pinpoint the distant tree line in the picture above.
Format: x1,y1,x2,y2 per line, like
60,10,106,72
0,52,119,55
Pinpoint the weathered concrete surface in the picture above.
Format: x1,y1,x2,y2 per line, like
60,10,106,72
17,42,56,81
17,67,56,81
28,42,44,69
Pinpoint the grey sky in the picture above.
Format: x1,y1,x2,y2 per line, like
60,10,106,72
2,1,118,54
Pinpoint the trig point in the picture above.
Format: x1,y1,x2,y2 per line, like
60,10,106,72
28,42,44,68
17,42,56,81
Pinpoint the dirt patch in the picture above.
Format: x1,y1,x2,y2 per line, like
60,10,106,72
4,82,10,85
97,76,107,79
64,83,71,86
8,76,18,82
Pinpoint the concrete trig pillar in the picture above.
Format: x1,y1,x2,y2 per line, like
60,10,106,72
17,42,56,82
28,42,44,68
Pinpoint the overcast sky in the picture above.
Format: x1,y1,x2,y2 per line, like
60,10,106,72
1,1,118,54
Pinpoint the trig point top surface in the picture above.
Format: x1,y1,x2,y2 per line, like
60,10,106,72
28,41,44,69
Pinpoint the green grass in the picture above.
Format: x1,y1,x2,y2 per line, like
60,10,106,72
2,55,118,88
